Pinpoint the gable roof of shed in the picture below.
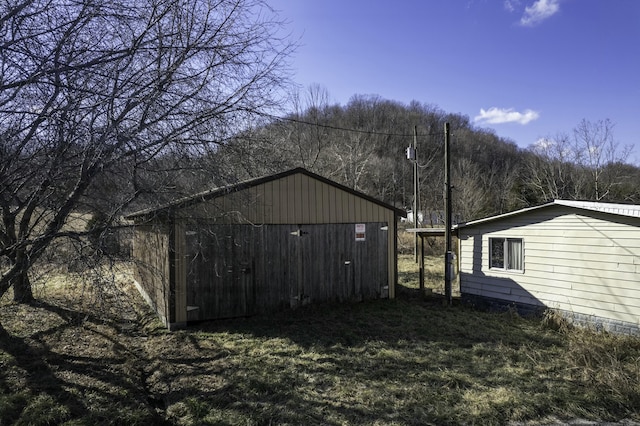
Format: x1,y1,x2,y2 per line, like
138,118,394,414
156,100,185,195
126,167,406,220
456,199,640,229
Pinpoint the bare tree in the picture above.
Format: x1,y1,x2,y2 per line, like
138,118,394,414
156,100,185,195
526,119,632,203
452,158,488,222
526,133,582,201
0,0,294,302
573,118,631,200
287,84,334,171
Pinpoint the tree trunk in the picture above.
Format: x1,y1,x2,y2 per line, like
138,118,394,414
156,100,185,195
12,270,34,304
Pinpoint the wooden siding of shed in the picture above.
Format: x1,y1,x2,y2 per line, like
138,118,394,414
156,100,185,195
174,172,398,299
172,221,188,326
182,222,389,321
458,206,640,327
132,224,171,326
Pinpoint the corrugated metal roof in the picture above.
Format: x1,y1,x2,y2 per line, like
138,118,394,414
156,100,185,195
456,199,640,229
554,199,640,217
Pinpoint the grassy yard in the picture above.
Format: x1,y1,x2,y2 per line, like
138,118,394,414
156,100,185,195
1,258,640,425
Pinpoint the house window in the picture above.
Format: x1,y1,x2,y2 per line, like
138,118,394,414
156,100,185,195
489,238,523,271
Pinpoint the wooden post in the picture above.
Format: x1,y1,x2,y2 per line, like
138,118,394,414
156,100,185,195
419,234,424,290
444,123,452,305
413,126,419,262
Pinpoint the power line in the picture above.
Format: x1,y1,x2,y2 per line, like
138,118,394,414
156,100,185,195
258,112,442,139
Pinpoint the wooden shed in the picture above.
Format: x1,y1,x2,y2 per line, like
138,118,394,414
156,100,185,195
127,168,405,330
456,200,640,335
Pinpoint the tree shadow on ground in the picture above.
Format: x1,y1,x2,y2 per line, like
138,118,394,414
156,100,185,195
2,289,639,425
0,300,167,425
178,296,590,425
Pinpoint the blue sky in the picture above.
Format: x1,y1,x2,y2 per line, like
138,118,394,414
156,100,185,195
268,0,640,161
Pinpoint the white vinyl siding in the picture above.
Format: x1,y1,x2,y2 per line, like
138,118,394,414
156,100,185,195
458,205,640,328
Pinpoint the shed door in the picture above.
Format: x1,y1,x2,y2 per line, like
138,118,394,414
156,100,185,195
291,222,389,307
185,224,257,320
185,222,388,321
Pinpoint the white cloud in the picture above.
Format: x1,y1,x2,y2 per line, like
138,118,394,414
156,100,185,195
474,107,540,125
520,0,560,26
503,0,520,13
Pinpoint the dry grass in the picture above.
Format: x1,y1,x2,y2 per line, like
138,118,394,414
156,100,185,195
1,258,640,425
398,253,461,298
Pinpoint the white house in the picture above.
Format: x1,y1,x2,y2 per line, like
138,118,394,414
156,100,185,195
456,200,640,335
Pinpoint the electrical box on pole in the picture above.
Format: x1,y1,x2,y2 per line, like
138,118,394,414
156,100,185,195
406,146,416,161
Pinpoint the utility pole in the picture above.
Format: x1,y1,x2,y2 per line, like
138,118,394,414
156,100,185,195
444,122,452,305
413,126,420,262
406,126,420,262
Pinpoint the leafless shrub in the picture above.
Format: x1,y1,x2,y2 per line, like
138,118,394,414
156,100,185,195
540,308,573,333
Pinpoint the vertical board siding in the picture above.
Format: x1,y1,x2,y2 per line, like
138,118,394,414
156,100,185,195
165,171,397,227
322,181,331,221
266,180,278,223
279,176,288,223
134,170,402,328
328,186,338,223
184,222,389,321
308,179,318,223
459,206,640,326
173,222,188,324
132,224,171,325
220,174,397,298
296,173,307,222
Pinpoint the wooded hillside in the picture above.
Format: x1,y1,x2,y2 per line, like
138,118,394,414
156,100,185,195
156,89,640,224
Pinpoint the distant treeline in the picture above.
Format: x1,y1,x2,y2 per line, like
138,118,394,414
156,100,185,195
137,91,640,224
